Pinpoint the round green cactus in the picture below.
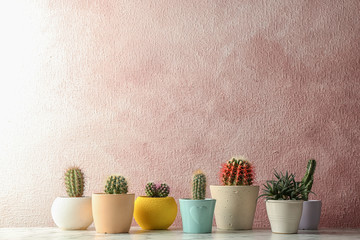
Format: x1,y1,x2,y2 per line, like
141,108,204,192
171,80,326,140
145,182,170,197
192,170,206,200
65,167,84,197
104,175,128,194
145,182,157,196
158,183,170,197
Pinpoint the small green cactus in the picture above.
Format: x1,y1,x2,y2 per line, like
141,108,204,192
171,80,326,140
301,159,316,201
145,182,158,196
65,167,84,197
145,182,170,197
192,170,206,200
158,183,170,197
104,175,128,194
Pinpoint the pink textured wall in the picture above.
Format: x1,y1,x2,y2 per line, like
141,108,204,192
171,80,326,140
0,0,359,228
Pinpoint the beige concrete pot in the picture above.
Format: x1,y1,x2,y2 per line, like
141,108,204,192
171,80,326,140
92,193,135,234
266,200,303,234
210,185,259,230
51,196,93,230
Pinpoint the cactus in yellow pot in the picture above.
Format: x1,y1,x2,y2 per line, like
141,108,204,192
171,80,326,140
134,182,177,230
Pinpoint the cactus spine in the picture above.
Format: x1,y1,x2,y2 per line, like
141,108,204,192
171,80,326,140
145,182,170,197
220,158,254,186
192,170,206,200
65,167,84,197
301,159,316,201
105,175,128,194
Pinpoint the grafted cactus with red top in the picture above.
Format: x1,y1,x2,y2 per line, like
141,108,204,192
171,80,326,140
220,158,254,185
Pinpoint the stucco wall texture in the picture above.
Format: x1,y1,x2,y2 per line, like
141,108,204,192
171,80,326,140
0,0,359,228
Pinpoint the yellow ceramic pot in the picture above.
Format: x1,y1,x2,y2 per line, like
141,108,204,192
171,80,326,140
134,196,177,230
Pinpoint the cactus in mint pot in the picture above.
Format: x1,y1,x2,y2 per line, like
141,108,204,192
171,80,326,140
51,167,93,230
192,170,206,200
179,170,216,233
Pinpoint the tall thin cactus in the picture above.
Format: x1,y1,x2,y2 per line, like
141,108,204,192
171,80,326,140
192,170,206,200
301,159,316,201
65,167,84,197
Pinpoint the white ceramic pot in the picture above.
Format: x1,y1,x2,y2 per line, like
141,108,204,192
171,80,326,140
210,185,259,230
266,200,303,234
299,200,322,230
51,196,93,230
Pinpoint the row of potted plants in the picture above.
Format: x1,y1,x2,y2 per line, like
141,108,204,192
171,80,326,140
51,158,321,234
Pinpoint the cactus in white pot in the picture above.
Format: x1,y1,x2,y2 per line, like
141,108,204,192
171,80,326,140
51,167,93,230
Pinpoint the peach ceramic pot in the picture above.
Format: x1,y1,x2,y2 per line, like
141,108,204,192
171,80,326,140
266,200,303,234
210,185,259,230
92,193,135,234
51,196,93,230
134,196,177,230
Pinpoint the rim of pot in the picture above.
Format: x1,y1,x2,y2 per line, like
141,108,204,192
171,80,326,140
57,196,91,199
137,196,173,198
92,193,135,195
210,185,259,187
266,199,304,202
179,198,215,201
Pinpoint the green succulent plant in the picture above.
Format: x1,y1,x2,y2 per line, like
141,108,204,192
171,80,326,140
258,170,310,200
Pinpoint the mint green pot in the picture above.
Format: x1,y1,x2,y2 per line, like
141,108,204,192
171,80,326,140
179,198,216,233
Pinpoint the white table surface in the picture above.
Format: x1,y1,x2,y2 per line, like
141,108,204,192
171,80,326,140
0,228,359,240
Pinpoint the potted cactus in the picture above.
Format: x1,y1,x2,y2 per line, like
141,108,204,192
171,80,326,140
51,167,93,230
299,159,321,230
179,170,216,233
210,157,259,230
92,175,135,233
134,182,177,230
258,170,310,234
